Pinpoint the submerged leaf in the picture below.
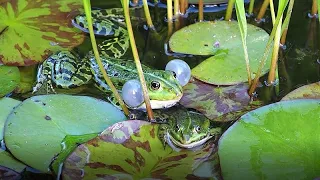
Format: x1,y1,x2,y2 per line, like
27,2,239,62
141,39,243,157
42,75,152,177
0,65,20,97
62,120,217,179
180,79,250,120
281,82,320,101
218,99,320,180
0,0,85,66
4,95,126,173
0,97,21,140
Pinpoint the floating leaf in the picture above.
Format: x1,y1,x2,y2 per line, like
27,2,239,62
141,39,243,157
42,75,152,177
169,21,271,85
62,120,217,179
4,95,127,173
180,79,250,120
0,97,21,140
218,99,320,180
0,149,26,177
0,65,20,97
0,0,85,66
281,82,320,101
14,65,37,94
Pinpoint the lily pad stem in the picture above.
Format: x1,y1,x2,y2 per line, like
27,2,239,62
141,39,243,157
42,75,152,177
174,0,179,15
82,0,130,116
122,0,154,120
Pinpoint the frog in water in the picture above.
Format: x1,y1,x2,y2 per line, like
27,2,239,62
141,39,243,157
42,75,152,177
33,9,183,110
130,106,221,151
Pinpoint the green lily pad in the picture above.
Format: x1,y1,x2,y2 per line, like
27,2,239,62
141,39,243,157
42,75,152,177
179,79,250,120
0,149,26,176
218,99,320,180
4,95,126,173
0,0,85,66
62,120,217,179
0,65,20,97
0,97,21,140
169,21,271,85
281,82,320,101
14,65,37,94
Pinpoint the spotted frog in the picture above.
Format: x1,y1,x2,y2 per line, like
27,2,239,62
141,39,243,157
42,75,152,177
33,9,183,110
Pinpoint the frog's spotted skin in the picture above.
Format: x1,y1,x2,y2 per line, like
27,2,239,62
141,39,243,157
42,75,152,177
33,8,183,110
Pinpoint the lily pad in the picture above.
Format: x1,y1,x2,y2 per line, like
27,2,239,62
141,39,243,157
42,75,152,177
218,99,320,180
4,95,127,173
179,79,250,120
0,149,26,177
281,82,320,101
0,0,85,66
0,97,21,140
62,120,217,179
0,65,20,97
14,65,37,94
169,21,271,85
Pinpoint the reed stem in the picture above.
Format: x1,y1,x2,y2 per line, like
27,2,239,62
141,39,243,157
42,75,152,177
256,0,269,22
267,15,283,84
122,0,154,120
312,0,318,15
82,0,130,116
269,0,275,23
248,0,255,14
180,0,186,14
280,0,295,45
167,0,173,21
174,0,179,15
142,0,155,29
198,0,204,21
225,0,235,21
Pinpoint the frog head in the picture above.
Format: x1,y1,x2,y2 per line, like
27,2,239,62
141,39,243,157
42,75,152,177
158,110,221,150
133,70,183,110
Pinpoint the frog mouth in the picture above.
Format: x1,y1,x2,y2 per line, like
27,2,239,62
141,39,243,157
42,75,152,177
131,94,183,110
166,132,213,149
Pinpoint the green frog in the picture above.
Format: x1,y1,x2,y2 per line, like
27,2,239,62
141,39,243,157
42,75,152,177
33,9,183,110
130,106,221,151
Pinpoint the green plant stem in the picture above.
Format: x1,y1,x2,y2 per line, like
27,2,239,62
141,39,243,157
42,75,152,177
248,0,255,14
198,0,204,21
256,0,269,21
142,0,155,29
122,0,154,120
269,0,275,23
225,0,235,21
280,0,295,45
82,0,130,116
167,0,173,21
267,15,283,84
249,0,289,95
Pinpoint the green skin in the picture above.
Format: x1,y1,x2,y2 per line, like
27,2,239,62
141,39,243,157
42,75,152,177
130,107,221,149
33,8,183,110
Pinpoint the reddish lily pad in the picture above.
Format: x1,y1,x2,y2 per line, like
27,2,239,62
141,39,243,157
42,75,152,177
62,120,217,179
281,82,320,101
0,0,85,66
180,79,250,120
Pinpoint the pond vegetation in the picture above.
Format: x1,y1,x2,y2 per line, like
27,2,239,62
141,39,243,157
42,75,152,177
0,0,319,179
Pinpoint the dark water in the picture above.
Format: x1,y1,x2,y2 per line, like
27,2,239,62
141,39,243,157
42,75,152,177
7,0,320,179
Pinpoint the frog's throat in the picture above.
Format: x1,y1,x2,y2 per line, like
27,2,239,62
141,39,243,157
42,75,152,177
167,131,213,149
129,93,183,110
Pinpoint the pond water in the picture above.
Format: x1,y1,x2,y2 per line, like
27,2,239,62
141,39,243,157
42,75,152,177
4,0,320,179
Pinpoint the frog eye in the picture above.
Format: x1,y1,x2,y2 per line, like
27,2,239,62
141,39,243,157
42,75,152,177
151,81,160,90
195,126,201,132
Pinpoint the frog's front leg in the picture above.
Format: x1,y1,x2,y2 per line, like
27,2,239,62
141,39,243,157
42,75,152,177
158,124,170,150
210,127,222,138
33,51,92,94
